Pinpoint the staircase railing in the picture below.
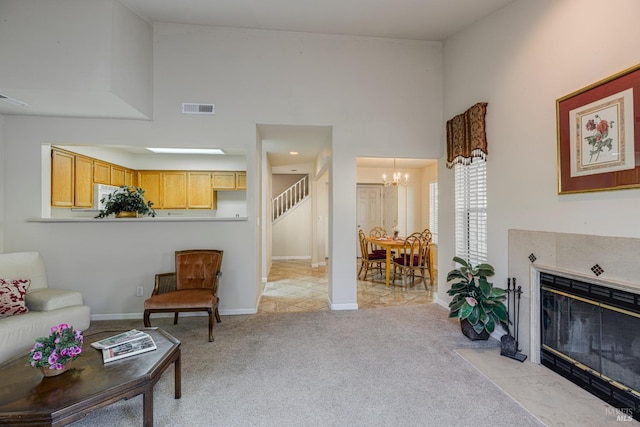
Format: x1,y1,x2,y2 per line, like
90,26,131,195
272,176,309,222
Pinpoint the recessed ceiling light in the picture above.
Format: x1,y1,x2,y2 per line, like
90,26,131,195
146,148,225,155
290,151,299,155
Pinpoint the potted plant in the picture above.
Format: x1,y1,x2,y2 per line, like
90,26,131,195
27,323,83,377
446,256,508,340
95,186,156,218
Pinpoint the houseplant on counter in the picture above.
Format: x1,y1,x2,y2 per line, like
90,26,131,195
95,186,156,218
447,256,508,340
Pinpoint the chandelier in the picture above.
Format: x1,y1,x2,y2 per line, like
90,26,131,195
382,158,409,187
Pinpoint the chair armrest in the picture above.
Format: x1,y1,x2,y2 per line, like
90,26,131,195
153,273,177,296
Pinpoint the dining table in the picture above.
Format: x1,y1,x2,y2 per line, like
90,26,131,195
365,236,406,286
365,235,434,287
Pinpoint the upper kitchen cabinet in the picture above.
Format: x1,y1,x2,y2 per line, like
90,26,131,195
74,155,94,208
51,149,75,207
188,172,215,209
93,160,111,184
212,171,246,190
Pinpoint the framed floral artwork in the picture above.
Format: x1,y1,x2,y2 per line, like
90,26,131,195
557,64,640,194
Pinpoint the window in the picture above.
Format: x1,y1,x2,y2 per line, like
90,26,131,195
454,160,487,265
429,182,438,244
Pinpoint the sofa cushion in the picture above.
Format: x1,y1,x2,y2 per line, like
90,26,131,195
0,252,48,291
26,288,84,312
0,279,30,317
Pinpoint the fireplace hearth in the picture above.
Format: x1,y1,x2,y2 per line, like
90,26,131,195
540,272,640,420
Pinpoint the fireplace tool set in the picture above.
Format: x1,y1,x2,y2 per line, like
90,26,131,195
501,278,527,362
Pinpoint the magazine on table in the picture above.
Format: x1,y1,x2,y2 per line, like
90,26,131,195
101,333,157,363
90,329,148,350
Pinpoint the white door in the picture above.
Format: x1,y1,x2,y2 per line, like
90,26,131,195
356,185,383,257
383,185,398,232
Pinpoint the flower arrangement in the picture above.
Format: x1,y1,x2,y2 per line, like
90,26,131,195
95,186,156,218
27,324,83,371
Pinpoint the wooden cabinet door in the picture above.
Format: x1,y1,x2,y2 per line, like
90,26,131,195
236,172,247,190
94,160,110,184
124,169,135,186
212,172,237,190
110,165,125,186
51,149,74,207
162,172,187,209
187,172,212,208
74,155,93,208
137,171,162,209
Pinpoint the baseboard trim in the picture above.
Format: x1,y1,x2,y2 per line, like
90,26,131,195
329,301,359,311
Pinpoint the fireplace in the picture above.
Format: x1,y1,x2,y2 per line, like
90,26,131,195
540,272,640,419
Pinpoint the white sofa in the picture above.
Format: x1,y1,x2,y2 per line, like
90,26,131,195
0,252,91,364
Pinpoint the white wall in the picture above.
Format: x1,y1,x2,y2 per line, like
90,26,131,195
438,0,640,305
2,21,442,316
0,114,4,250
0,0,152,118
272,199,312,258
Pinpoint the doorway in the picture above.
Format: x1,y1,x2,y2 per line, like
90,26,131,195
356,184,383,257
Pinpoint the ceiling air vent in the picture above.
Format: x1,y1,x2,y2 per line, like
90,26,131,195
181,103,215,115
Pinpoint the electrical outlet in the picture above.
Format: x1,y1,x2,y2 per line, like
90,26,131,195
136,286,144,297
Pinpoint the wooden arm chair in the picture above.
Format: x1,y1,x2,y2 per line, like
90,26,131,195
369,226,393,256
358,230,386,281
144,249,223,342
392,233,429,290
420,228,434,287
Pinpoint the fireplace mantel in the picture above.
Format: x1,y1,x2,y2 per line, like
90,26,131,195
508,230,640,361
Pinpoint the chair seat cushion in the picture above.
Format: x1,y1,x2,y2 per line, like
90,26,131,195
368,252,386,260
393,256,420,266
144,289,217,310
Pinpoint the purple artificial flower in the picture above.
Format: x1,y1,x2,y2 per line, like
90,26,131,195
33,351,43,361
70,346,82,356
48,352,59,365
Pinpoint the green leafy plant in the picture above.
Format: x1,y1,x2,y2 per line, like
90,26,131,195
95,186,156,218
26,324,83,371
447,256,508,335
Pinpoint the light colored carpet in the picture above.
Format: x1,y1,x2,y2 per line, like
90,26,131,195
72,304,544,426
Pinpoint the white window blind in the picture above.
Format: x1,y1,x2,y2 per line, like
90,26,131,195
429,182,438,244
454,160,487,266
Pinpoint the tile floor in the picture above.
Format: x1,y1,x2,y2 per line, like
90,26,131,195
258,259,435,314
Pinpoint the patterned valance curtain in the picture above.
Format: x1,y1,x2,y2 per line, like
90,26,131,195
446,102,488,169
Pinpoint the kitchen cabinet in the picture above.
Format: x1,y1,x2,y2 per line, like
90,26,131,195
74,155,94,208
93,160,110,184
137,171,162,209
236,172,247,190
162,172,188,209
110,165,125,186
51,149,75,207
212,171,246,190
188,172,215,209
211,172,236,190
124,169,135,186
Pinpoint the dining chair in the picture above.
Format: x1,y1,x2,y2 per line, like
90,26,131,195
392,232,429,289
358,230,386,281
368,226,389,255
420,228,434,287
143,249,223,342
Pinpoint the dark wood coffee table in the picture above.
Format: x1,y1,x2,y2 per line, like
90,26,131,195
0,328,181,426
